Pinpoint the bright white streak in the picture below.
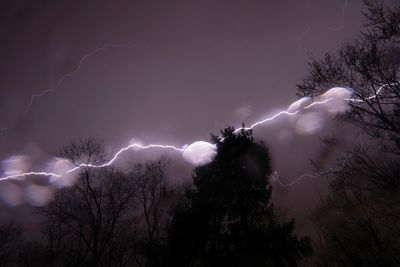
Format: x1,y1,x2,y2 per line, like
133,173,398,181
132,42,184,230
0,172,61,182
347,83,398,103
0,84,395,182
232,98,335,135
2,97,337,181
66,144,184,173
0,144,183,182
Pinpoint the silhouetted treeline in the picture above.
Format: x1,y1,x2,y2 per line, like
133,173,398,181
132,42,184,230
164,128,311,266
1,1,399,266
298,0,400,265
0,131,311,267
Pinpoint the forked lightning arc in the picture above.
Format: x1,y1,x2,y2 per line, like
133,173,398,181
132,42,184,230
1,82,395,186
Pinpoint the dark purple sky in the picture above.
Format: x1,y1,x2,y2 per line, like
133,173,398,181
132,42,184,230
1,0,390,234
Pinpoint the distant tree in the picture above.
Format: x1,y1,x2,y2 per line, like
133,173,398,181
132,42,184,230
297,1,400,265
297,0,400,148
130,159,173,267
312,149,400,266
165,127,312,267
0,222,23,266
37,138,136,267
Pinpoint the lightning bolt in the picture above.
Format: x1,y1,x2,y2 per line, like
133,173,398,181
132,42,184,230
66,144,184,173
0,96,341,182
215,98,335,142
0,44,150,136
347,82,397,103
232,98,334,134
0,82,396,183
271,130,367,187
0,172,61,182
26,44,149,112
270,171,322,188
0,144,183,182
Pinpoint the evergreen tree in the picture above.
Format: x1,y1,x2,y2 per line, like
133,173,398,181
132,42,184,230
165,127,312,267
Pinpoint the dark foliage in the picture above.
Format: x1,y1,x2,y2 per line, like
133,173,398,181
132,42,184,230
0,222,22,266
165,127,312,267
297,0,400,148
297,1,400,265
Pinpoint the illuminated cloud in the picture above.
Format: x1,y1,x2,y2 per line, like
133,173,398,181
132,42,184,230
24,184,54,206
182,141,217,166
320,87,353,114
48,158,79,188
0,182,22,206
287,97,312,113
2,155,32,178
295,112,324,135
0,85,382,190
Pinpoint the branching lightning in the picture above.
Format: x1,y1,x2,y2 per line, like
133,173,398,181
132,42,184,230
0,44,150,136
0,144,183,183
270,171,322,188
66,144,184,173
0,82,397,187
0,172,61,182
26,44,145,112
232,98,335,134
0,97,336,182
347,82,397,103
271,129,367,187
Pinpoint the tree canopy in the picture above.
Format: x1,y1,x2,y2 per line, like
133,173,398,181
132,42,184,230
165,127,312,267
297,1,400,265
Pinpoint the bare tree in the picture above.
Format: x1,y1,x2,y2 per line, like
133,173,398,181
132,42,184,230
0,222,23,266
297,1,400,265
312,149,400,266
37,138,137,267
297,0,400,149
130,158,173,267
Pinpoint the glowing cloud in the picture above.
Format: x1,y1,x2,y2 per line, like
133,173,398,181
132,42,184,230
24,184,54,206
0,182,22,206
48,158,79,188
2,155,31,177
320,87,353,114
287,97,312,113
182,141,217,166
295,112,324,135
0,84,395,188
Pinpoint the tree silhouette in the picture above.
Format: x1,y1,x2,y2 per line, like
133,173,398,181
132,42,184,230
130,159,173,267
296,1,400,265
36,138,136,267
165,127,312,267
0,222,22,266
311,149,400,266
298,0,400,148
15,139,177,267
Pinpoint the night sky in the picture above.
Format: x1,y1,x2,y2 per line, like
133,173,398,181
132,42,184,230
0,0,388,235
